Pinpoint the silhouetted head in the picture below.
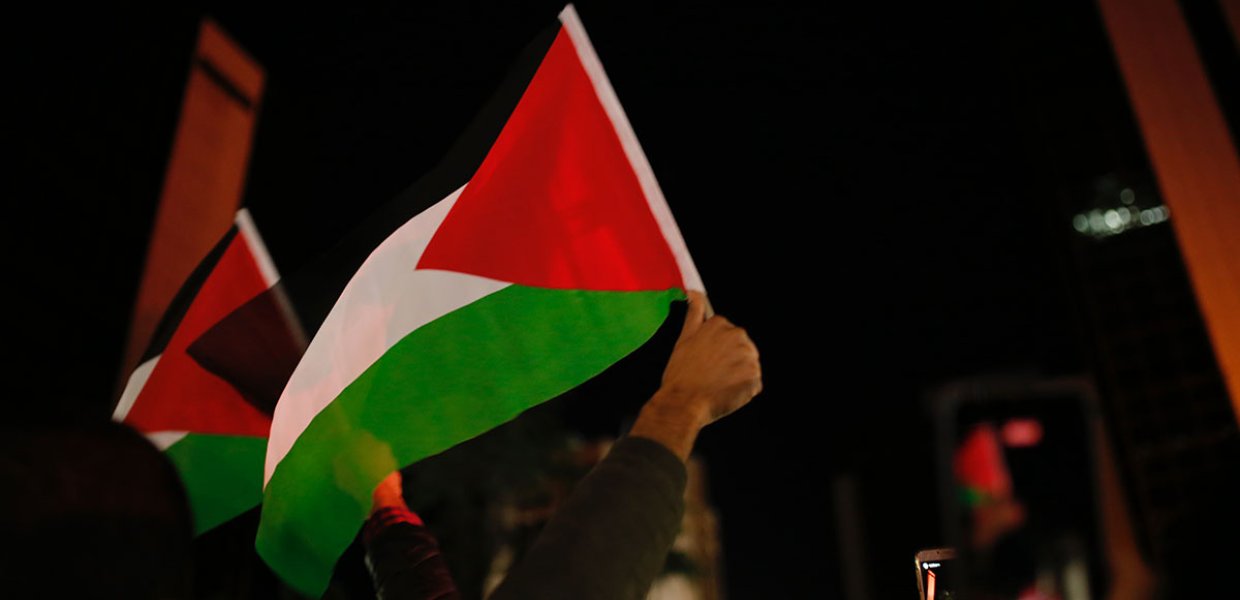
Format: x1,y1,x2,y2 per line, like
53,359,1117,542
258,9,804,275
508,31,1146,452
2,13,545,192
1,420,193,598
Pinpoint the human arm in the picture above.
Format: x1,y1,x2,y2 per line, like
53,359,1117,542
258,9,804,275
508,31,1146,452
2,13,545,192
629,291,762,461
363,471,461,600
490,292,762,599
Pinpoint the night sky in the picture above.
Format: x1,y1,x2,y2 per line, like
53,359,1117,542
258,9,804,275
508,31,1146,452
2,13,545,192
12,1,1162,597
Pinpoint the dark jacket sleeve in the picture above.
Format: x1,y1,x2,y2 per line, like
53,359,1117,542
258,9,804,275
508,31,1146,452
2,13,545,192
489,435,688,600
363,506,461,600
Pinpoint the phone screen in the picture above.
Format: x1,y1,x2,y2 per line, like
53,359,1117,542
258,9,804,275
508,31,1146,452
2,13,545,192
941,384,1104,599
916,549,958,600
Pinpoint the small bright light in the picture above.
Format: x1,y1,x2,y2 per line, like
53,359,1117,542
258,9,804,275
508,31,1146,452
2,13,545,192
1117,207,1131,224
1073,214,1089,233
1140,210,1154,225
923,562,929,569
1105,210,1122,229
1089,211,1106,232
1002,418,1044,447
1120,188,1135,204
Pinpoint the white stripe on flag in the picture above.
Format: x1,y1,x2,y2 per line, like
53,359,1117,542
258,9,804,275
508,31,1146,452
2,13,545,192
146,430,189,451
264,186,510,484
114,355,159,421
235,207,307,350
234,208,282,288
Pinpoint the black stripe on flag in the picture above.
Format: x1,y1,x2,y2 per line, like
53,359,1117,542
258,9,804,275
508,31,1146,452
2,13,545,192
187,21,562,412
136,225,240,365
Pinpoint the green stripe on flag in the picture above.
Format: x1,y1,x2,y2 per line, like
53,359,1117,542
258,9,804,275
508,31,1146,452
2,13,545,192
257,285,683,595
165,433,266,535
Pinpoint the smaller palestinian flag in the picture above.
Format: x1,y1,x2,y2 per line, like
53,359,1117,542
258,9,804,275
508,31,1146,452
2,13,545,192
114,209,305,535
240,4,703,595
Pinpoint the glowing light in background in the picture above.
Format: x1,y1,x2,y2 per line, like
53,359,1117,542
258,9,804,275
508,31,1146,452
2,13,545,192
1001,418,1044,447
1072,197,1170,239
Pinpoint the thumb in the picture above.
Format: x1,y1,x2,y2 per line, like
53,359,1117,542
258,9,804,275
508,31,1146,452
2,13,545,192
680,291,711,339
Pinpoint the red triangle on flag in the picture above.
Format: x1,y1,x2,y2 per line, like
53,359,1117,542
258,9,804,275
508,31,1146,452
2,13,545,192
417,26,684,292
123,231,274,437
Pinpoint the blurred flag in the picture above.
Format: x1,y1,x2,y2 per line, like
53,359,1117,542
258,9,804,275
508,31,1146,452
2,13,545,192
114,209,304,535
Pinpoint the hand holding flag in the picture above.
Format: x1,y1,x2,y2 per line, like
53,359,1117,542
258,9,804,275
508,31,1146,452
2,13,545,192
631,291,762,461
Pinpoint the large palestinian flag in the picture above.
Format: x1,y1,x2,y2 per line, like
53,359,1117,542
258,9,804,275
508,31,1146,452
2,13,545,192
114,209,303,535
205,6,702,594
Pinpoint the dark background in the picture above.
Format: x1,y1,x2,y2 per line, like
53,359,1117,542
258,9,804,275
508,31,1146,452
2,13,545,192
11,0,1238,597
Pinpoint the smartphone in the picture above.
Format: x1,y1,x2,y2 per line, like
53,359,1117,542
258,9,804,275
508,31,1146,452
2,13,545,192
932,377,1105,600
915,547,958,600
